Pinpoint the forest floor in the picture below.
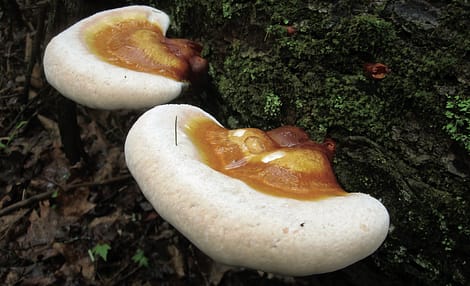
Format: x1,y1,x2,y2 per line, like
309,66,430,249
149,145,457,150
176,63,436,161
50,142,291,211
0,4,239,286
0,4,237,286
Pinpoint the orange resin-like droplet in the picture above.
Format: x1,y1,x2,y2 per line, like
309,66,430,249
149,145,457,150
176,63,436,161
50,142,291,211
83,17,207,83
185,118,347,200
363,62,390,80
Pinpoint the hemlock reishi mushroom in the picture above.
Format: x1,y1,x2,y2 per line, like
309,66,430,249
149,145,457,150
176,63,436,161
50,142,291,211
43,5,207,109
124,104,390,276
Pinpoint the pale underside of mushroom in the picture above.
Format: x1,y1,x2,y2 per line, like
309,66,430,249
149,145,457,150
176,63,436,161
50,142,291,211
43,6,187,110
124,104,390,276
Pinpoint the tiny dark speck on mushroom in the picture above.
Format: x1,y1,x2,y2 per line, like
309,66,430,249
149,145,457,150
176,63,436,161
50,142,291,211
300,222,305,227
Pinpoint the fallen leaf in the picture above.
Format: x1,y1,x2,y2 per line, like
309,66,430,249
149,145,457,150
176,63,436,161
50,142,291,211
54,242,96,282
209,262,233,286
94,146,123,182
58,188,95,217
37,114,60,148
89,209,127,241
0,151,26,187
168,245,185,278
89,210,120,229
4,269,21,285
4,264,53,286
0,208,28,242
86,120,109,156
0,193,12,209
22,130,54,170
17,201,77,261
78,256,96,281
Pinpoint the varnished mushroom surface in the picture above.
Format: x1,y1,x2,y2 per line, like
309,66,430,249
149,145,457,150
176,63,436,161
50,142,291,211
44,6,206,109
185,117,347,200
125,104,390,276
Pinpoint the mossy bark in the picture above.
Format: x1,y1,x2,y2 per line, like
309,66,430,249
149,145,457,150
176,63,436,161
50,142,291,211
137,0,468,284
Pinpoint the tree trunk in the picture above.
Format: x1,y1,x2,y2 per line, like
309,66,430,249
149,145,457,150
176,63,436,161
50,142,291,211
152,1,470,285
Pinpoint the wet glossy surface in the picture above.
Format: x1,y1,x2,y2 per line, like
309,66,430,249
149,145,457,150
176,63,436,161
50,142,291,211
185,117,347,200
84,17,205,82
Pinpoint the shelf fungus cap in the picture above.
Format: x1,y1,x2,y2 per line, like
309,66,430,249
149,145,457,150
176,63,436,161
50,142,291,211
124,104,390,276
44,6,207,109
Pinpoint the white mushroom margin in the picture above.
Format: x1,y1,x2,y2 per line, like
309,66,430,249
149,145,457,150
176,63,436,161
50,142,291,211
124,104,390,276
43,6,186,110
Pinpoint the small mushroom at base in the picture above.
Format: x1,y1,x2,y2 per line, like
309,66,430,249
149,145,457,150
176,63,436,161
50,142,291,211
124,104,390,276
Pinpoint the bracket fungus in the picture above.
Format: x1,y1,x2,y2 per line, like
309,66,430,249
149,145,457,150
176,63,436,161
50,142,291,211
43,6,207,109
125,104,390,276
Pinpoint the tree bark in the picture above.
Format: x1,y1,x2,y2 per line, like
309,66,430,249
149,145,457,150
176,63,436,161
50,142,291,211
152,1,470,285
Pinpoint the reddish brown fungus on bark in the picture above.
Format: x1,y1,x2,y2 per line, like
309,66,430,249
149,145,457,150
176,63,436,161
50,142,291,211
363,62,390,80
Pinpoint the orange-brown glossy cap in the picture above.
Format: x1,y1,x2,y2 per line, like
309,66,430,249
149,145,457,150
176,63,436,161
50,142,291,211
125,104,390,276
44,6,207,109
185,118,346,200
